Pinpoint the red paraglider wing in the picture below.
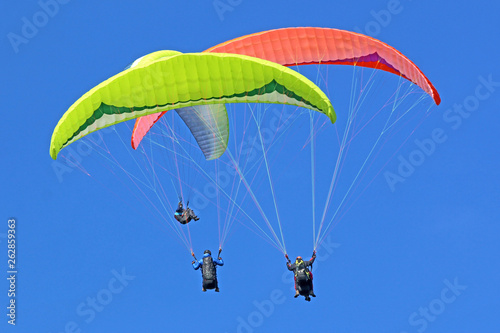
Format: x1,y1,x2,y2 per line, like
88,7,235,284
205,27,440,105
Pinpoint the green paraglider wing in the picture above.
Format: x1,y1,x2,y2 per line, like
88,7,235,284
50,52,335,159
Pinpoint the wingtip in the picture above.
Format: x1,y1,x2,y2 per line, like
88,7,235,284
433,91,442,106
50,146,58,160
328,105,336,124
131,137,138,150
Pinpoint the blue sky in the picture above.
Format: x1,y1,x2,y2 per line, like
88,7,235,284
2,1,500,332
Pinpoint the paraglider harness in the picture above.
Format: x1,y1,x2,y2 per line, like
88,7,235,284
202,256,217,281
174,209,188,224
294,259,312,283
192,249,222,290
174,201,196,224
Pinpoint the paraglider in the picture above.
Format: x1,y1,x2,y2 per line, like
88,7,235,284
286,252,317,301
192,249,224,292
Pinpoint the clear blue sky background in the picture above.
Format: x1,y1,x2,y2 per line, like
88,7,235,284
2,1,500,332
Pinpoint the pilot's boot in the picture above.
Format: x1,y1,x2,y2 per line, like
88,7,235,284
294,290,299,298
